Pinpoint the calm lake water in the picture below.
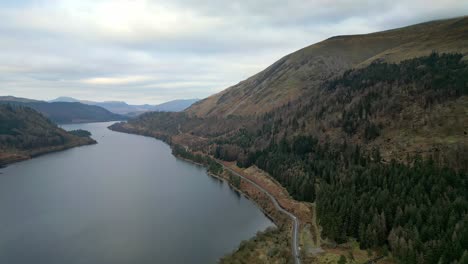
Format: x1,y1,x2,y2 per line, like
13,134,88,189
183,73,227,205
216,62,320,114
0,122,273,264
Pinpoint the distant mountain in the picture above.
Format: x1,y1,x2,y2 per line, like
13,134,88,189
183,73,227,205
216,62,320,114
151,99,200,112
0,96,125,124
0,96,40,103
0,104,96,166
49,96,81,103
50,97,199,115
50,97,150,114
188,17,468,117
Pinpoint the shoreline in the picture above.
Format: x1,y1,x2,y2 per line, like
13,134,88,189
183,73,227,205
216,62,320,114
112,126,287,228
57,118,127,125
109,124,300,262
175,155,281,227
0,139,97,168
110,124,290,228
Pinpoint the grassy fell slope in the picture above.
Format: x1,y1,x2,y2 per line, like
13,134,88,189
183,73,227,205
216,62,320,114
187,16,468,117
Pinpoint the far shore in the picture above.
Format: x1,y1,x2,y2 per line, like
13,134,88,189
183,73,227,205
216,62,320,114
0,139,96,168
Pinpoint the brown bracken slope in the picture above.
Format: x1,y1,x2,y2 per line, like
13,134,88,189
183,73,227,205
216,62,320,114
187,16,468,117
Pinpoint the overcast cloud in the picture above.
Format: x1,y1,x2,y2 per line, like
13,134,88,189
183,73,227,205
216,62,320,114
0,0,467,104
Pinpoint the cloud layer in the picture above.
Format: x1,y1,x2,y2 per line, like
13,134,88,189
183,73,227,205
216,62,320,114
0,0,467,104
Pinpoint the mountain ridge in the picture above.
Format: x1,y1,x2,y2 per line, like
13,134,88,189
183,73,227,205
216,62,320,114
0,96,125,124
50,97,199,115
187,16,468,117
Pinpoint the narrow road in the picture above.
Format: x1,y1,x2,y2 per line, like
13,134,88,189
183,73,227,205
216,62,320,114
218,162,301,264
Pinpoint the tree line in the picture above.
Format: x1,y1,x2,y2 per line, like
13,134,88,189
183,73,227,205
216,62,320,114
216,135,467,263
211,54,468,263
0,104,68,150
123,53,468,263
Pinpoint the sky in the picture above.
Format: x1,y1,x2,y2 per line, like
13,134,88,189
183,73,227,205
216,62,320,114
0,0,467,104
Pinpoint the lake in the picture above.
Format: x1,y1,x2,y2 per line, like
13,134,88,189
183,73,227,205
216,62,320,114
0,122,273,264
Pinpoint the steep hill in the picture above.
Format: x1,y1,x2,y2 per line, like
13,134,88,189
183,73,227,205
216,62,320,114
0,104,96,166
111,17,468,264
0,97,125,124
113,52,468,264
188,16,468,117
115,52,468,167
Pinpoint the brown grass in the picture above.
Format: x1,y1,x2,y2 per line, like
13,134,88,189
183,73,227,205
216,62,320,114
188,17,468,118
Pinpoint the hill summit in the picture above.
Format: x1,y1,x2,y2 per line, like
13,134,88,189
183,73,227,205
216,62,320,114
188,16,468,117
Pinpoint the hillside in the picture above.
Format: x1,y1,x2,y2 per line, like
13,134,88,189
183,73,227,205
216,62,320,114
113,52,467,167
188,16,468,117
112,52,468,264
111,17,468,264
0,97,125,124
50,97,199,115
0,104,96,166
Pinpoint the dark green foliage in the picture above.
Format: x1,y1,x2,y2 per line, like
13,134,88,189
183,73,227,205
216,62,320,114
328,53,468,99
229,172,241,189
338,255,347,264
0,118,23,135
326,53,468,137
243,136,467,264
208,159,223,175
291,135,317,155
171,144,223,175
364,122,381,142
172,144,205,164
68,129,92,137
0,104,69,150
215,128,254,148
214,144,243,162
132,112,190,135
253,136,319,202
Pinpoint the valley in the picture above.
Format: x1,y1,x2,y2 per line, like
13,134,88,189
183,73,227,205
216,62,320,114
0,9,467,264
0,122,273,263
